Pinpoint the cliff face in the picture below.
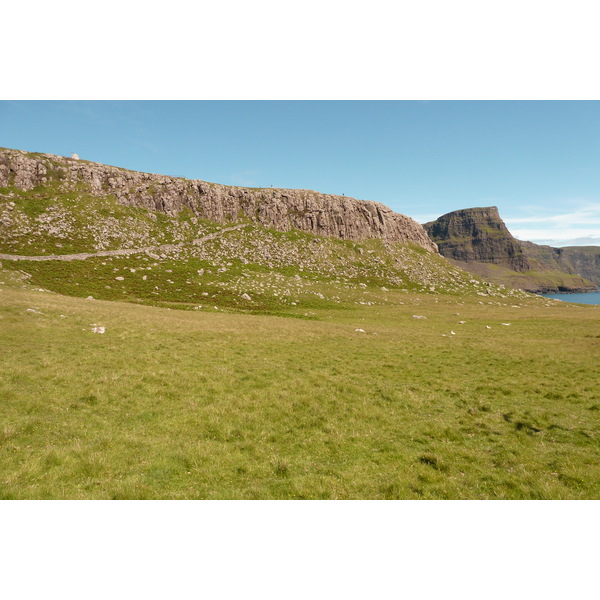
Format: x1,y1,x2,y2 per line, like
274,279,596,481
0,148,437,252
558,247,600,285
520,242,600,286
423,206,529,270
424,207,598,293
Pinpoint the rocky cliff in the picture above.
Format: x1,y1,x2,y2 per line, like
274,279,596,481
423,206,529,270
0,148,437,252
520,242,600,287
424,207,598,292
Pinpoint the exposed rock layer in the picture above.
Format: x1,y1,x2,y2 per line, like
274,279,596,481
0,148,437,252
520,241,600,287
424,206,529,270
424,207,599,292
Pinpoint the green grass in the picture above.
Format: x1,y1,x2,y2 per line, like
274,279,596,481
1,279,598,499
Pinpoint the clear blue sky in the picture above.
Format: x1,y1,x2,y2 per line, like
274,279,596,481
2,100,599,246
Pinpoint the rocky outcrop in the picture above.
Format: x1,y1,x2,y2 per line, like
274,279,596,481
0,148,437,252
423,206,530,270
424,206,598,293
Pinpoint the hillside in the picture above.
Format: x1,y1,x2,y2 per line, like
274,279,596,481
0,147,531,313
424,207,598,293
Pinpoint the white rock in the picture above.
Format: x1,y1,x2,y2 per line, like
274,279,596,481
115,276,124,281
355,328,366,332
412,315,427,319
241,293,252,301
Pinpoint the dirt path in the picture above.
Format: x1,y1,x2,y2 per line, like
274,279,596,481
0,224,248,262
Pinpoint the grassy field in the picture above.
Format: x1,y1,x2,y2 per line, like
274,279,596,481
2,275,599,499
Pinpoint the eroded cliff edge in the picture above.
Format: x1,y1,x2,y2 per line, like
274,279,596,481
0,148,437,252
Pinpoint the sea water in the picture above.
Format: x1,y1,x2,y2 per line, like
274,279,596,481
538,290,600,305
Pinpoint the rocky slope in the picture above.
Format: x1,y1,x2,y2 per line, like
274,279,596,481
424,207,598,293
0,148,436,252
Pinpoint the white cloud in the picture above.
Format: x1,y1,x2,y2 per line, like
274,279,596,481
504,203,600,226
504,201,600,246
509,227,600,243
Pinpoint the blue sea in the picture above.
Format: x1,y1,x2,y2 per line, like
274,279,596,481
538,290,600,305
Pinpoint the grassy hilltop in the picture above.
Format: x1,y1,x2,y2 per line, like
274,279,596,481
1,151,599,499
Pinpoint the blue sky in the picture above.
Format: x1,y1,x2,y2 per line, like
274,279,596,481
2,100,599,246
